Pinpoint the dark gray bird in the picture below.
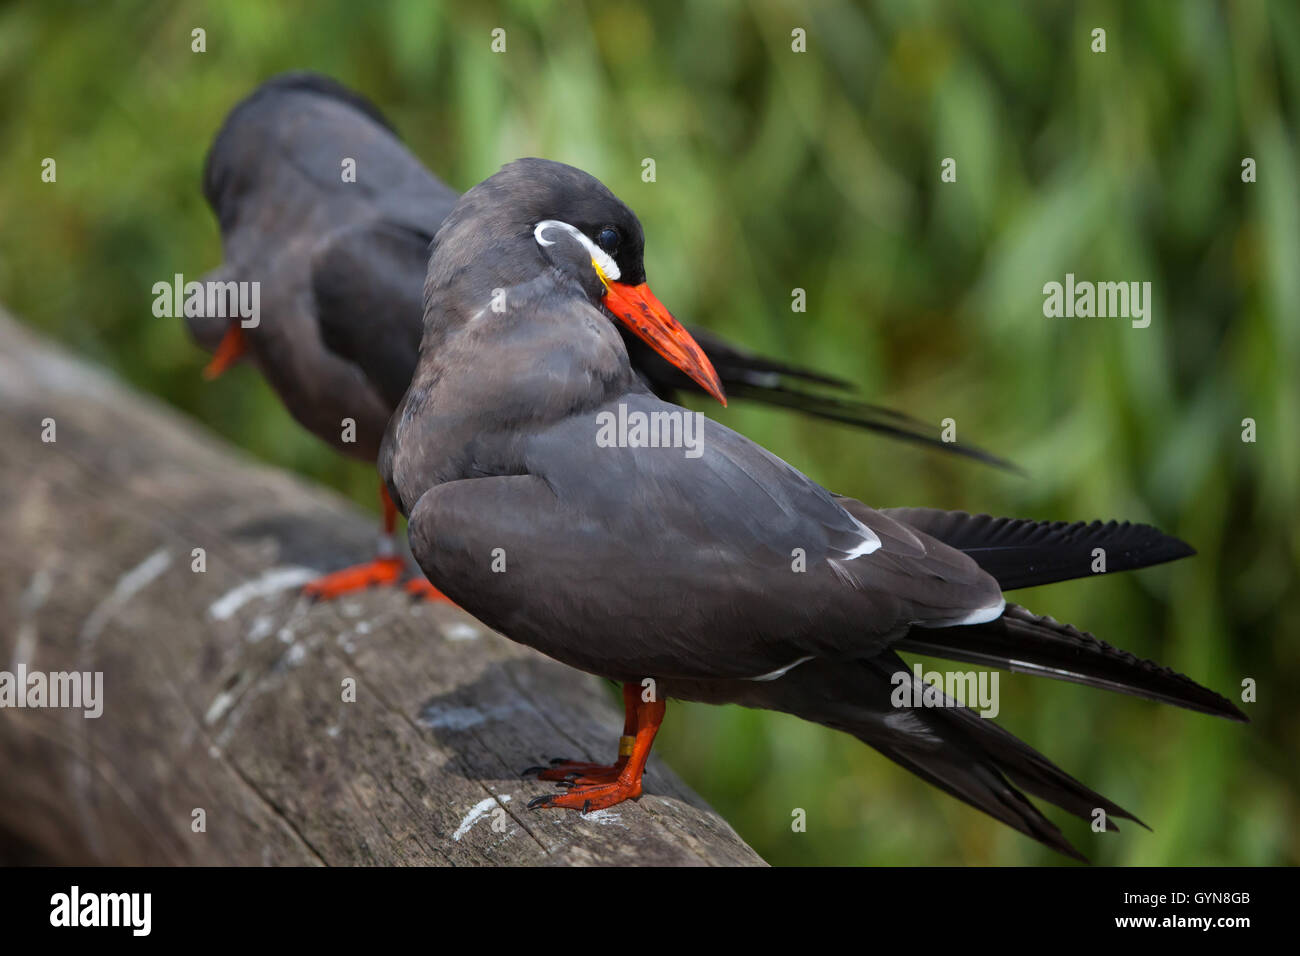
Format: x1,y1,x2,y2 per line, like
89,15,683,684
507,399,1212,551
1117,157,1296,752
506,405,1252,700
380,164,1246,860
193,73,1012,600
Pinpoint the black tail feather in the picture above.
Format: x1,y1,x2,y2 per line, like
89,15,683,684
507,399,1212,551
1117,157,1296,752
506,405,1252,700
897,604,1248,722
739,655,1141,860
686,327,858,391
885,508,1195,590
872,744,1090,861
690,331,1018,471
723,382,1023,472
626,330,1021,472
860,653,1142,859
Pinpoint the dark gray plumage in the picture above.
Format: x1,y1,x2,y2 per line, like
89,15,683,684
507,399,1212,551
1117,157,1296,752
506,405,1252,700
197,72,458,461
382,171,1245,860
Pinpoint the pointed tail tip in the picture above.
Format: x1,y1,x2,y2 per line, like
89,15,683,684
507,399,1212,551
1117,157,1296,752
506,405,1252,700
1114,808,1150,832
1222,700,1251,723
939,443,1027,476
1059,840,1090,864
1169,691,1247,724
1198,686,1250,723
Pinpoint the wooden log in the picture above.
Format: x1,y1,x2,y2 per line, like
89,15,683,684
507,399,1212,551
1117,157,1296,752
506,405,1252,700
0,311,763,866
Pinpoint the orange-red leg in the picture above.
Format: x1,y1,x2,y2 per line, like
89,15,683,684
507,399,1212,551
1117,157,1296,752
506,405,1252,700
304,481,451,603
525,685,638,783
527,684,665,812
201,330,450,607
302,555,405,599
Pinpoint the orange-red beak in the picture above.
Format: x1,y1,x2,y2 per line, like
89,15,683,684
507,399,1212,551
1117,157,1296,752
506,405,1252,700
202,322,247,380
602,281,727,406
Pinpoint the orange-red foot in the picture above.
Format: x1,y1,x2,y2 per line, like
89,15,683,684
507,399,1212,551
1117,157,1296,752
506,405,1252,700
523,757,628,784
528,688,662,813
303,556,404,600
403,577,456,605
527,776,643,813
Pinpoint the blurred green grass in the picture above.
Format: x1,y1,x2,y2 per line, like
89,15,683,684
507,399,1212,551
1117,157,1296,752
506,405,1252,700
1,0,1295,864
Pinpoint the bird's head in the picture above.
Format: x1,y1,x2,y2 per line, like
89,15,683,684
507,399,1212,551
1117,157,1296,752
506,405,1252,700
433,158,726,406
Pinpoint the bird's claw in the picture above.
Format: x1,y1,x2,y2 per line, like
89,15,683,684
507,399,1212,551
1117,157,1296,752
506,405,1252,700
526,780,642,813
403,577,455,604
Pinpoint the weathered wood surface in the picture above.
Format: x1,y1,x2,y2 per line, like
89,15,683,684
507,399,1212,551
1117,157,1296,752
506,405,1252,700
0,311,763,866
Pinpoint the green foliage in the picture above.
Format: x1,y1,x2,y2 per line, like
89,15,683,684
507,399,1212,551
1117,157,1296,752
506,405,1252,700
1,0,1294,864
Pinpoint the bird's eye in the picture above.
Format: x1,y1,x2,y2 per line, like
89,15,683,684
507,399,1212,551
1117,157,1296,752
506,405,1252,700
596,227,620,254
